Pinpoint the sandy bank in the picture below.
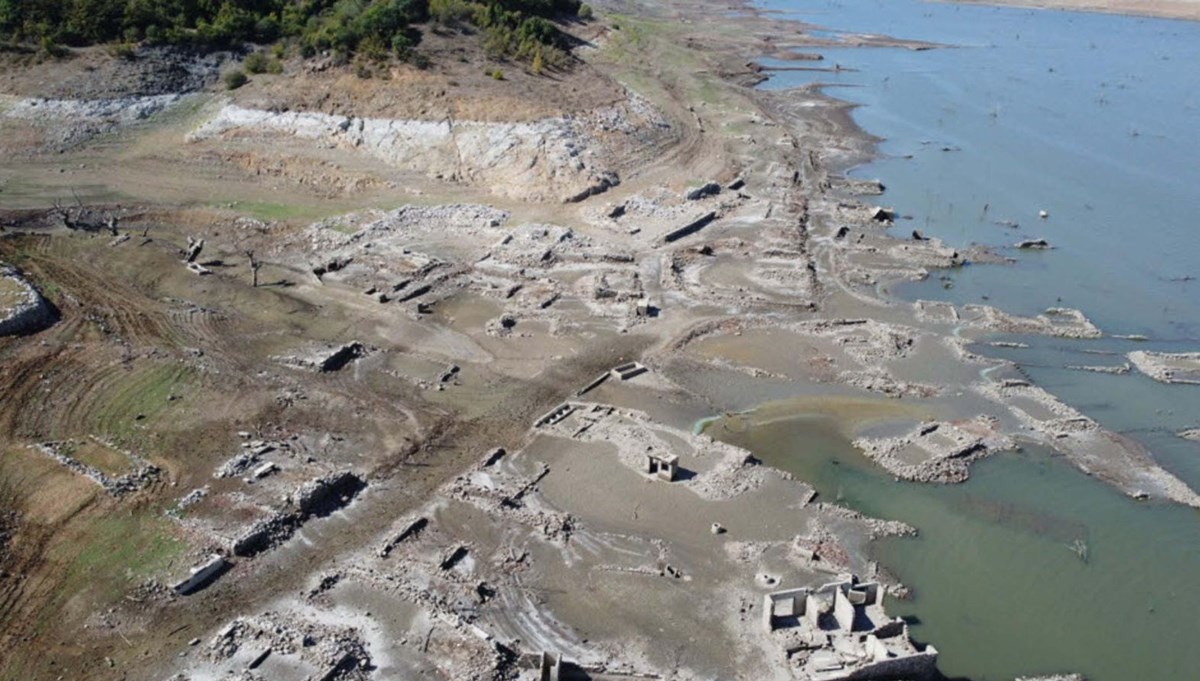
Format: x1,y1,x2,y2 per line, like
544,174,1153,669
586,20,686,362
950,0,1200,21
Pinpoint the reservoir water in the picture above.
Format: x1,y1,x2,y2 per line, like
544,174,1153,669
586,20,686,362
732,1,1200,679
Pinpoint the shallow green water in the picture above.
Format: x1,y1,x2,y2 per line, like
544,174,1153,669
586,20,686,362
717,412,1200,680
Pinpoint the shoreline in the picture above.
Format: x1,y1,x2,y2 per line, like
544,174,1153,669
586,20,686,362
0,1,1197,679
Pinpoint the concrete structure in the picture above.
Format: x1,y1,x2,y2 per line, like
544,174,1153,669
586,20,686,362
763,579,883,633
646,451,679,481
378,517,429,558
535,403,577,428
173,554,229,595
762,577,938,681
575,372,610,396
538,652,567,681
611,362,648,381
662,210,717,243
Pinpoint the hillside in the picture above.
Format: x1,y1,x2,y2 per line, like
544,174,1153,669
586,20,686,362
0,0,591,68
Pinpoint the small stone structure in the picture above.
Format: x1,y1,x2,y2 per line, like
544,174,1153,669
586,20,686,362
251,462,277,480
611,362,648,381
646,451,679,481
32,439,160,497
231,471,366,557
378,516,429,558
536,403,578,428
685,181,721,201
276,342,368,373
635,297,654,317
662,211,717,243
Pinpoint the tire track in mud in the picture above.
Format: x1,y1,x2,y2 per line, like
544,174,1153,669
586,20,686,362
134,333,654,680
0,237,248,443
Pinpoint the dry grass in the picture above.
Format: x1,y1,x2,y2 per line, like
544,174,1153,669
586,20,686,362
65,441,134,477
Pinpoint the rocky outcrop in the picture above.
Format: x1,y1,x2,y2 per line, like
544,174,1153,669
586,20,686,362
0,264,57,337
2,94,187,152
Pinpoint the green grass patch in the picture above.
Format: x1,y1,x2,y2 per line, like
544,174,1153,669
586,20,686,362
40,511,184,634
87,362,196,443
222,200,342,223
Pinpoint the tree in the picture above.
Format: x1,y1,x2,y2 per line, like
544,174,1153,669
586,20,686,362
245,250,261,287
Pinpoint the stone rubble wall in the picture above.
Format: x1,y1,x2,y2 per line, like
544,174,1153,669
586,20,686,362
0,265,57,337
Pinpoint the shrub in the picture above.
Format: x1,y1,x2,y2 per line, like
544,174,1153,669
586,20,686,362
224,69,248,90
531,45,544,74
1,0,580,69
39,36,67,58
578,3,593,20
430,0,475,26
244,51,270,74
107,41,136,60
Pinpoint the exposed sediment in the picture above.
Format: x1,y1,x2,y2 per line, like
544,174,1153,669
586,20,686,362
186,94,671,203
1128,351,1200,385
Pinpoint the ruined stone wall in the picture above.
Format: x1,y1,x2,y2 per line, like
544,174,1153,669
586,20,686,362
834,588,856,632
845,651,940,681
0,266,56,337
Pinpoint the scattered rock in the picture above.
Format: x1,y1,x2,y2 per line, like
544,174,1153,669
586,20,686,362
1016,239,1053,250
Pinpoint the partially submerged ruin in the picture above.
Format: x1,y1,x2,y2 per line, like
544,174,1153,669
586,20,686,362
763,577,939,680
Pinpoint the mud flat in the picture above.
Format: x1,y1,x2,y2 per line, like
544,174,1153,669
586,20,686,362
170,400,926,681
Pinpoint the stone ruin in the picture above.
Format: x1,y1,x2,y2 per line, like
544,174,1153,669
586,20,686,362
230,470,367,558
646,451,679,482
0,263,57,337
31,439,160,497
276,342,370,373
177,612,373,681
610,361,648,381
762,576,938,680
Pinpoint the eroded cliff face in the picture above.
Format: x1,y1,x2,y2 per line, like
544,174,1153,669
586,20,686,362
186,91,670,203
